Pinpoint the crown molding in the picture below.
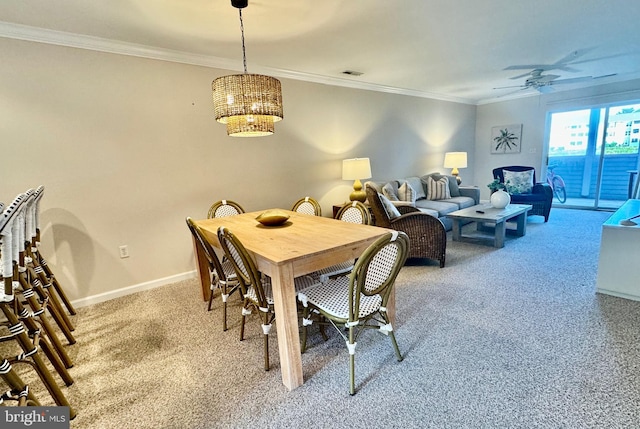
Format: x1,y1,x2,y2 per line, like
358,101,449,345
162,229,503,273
0,21,475,105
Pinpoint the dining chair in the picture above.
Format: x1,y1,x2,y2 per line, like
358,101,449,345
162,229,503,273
291,196,322,216
207,199,245,219
27,186,77,317
335,200,371,225
1,194,76,416
217,226,320,371
298,231,409,395
186,217,240,331
2,192,75,378
21,189,76,345
311,200,371,284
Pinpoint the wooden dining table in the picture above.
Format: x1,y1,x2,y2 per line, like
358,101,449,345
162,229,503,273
192,209,392,390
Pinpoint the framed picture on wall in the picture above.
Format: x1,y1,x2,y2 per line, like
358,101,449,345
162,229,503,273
491,124,522,154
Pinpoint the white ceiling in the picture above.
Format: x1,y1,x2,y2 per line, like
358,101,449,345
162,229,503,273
1,0,640,105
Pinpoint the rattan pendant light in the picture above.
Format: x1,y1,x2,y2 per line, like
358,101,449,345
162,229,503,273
212,0,283,137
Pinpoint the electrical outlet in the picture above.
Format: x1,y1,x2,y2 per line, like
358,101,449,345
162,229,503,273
119,245,129,259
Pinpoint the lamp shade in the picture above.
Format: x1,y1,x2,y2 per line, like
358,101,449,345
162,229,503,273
342,158,372,180
212,74,283,137
443,152,468,169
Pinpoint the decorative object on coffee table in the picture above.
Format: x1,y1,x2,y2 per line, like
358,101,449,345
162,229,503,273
490,189,511,209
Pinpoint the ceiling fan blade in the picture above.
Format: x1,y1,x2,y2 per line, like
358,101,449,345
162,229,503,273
509,71,533,80
552,49,588,65
594,73,617,79
535,74,560,83
549,76,593,85
554,66,582,73
504,64,554,71
493,84,526,90
504,49,590,78
496,88,530,98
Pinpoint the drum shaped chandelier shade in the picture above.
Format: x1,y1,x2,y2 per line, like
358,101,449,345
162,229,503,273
212,1,283,137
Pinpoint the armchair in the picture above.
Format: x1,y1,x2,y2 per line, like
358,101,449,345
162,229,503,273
492,166,553,222
365,185,446,267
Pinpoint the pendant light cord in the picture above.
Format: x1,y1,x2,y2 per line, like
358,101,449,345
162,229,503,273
239,9,247,74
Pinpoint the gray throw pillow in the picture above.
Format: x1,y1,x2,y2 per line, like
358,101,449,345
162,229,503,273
382,182,400,201
405,176,426,200
378,193,401,219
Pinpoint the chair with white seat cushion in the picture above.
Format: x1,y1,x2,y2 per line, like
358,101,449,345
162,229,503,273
298,231,409,395
217,226,320,371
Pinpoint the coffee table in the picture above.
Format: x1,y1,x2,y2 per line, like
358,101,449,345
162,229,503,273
446,204,532,248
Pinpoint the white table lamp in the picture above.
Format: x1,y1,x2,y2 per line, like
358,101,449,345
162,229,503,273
342,158,372,202
444,152,467,184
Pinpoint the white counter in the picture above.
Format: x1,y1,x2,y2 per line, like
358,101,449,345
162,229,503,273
596,199,640,301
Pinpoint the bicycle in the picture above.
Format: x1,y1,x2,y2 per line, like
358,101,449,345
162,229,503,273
546,165,567,203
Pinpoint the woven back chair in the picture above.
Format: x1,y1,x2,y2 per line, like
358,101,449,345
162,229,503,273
335,201,371,225
207,200,245,219
311,201,371,284
1,195,76,416
298,231,409,395
3,192,75,373
186,217,240,331
291,196,322,216
366,185,446,267
217,226,319,371
7,191,76,384
25,185,77,317
21,189,76,347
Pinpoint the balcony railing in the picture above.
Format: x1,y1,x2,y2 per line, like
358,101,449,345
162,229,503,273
547,153,639,209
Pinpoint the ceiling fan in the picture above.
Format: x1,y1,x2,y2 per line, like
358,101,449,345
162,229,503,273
494,68,616,94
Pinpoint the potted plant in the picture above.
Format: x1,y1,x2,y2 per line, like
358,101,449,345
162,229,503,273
487,179,506,193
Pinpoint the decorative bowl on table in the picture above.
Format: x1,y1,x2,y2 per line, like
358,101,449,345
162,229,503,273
255,210,290,226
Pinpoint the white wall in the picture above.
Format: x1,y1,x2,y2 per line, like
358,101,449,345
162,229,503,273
1,37,477,304
474,79,640,200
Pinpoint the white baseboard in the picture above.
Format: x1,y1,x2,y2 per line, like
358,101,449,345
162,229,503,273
71,271,197,309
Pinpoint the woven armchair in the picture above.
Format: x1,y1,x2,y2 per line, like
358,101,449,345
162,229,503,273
365,185,446,267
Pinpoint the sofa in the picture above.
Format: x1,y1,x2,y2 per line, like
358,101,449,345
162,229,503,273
365,173,480,231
